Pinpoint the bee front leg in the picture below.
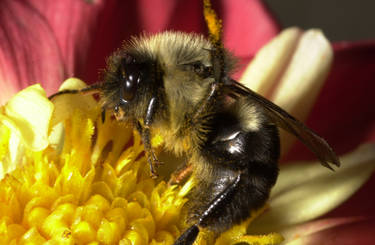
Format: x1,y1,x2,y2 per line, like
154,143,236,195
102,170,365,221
136,97,162,178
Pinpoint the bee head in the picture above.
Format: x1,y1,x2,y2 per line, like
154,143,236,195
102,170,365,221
100,48,163,122
99,31,236,124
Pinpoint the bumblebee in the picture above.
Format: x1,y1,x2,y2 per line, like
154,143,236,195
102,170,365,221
50,32,339,245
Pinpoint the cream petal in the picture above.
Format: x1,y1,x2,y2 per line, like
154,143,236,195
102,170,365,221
240,27,302,96
49,78,98,127
248,143,375,234
271,29,333,154
3,84,54,151
281,216,365,244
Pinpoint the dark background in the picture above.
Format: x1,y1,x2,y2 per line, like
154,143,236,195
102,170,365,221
264,0,375,42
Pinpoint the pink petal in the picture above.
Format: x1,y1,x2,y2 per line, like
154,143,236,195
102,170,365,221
0,0,109,103
221,0,280,58
0,0,64,104
134,0,281,58
83,0,280,82
27,0,106,81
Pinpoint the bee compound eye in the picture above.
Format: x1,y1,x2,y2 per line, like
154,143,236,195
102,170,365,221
193,63,204,74
188,61,212,79
121,72,140,102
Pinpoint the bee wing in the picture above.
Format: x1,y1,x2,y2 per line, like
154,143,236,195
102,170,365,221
225,79,340,170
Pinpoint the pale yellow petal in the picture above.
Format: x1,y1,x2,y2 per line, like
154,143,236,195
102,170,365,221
49,78,98,128
240,27,302,95
249,143,375,233
271,29,333,154
3,84,53,151
58,77,88,91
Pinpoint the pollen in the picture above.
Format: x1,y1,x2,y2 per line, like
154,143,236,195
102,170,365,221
0,82,282,244
203,0,223,45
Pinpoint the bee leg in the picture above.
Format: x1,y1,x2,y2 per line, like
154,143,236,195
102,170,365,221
198,173,241,226
136,97,162,178
191,82,220,124
174,174,242,245
134,122,159,178
173,225,199,245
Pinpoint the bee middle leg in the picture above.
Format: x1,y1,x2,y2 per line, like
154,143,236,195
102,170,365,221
175,163,277,245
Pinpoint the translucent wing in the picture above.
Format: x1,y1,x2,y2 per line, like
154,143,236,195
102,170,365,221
224,79,340,170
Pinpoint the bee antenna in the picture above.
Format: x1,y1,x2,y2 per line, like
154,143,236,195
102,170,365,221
48,83,102,100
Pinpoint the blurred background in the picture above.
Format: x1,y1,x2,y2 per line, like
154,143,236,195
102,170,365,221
264,0,375,42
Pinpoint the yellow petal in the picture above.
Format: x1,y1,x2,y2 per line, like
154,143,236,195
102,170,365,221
72,221,96,243
0,124,20,179
240,27,302,95
249,143,375,233
3,84,53,151
97,218,122,244
271,29,333,154
20,227,47,243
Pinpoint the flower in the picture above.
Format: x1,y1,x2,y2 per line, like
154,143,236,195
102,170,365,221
1,31,374,244
1,0,375,244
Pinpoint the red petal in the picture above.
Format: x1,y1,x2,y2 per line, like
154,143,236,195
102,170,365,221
286,41,375,161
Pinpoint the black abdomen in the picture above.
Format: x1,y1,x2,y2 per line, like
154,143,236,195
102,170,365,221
187,106,280,233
